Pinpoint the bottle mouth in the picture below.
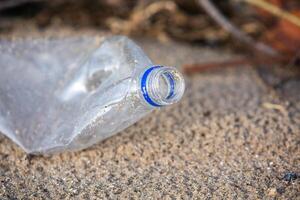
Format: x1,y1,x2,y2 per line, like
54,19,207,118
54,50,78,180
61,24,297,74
140,66,185,107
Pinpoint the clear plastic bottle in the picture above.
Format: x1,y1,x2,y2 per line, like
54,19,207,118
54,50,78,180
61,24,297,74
0,36,185,154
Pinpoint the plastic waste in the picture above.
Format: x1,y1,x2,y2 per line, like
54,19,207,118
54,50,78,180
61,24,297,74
0,36,185,154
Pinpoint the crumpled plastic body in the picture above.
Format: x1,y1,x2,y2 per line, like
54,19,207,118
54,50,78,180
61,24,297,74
0,36,154,154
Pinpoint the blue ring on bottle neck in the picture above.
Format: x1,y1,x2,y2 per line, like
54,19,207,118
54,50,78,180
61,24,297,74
141,66,163,107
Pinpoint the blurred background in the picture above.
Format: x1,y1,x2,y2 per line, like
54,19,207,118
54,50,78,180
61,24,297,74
0,0,299,56
0,0,300,91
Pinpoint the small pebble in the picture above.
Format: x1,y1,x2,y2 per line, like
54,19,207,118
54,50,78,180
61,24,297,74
267,188,277,197
283,172,298,183
276,187,285,194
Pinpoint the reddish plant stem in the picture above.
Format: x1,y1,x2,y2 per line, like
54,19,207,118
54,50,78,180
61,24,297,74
182,56,287,75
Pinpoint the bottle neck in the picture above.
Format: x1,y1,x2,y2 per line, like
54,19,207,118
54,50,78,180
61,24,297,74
140,66,185,107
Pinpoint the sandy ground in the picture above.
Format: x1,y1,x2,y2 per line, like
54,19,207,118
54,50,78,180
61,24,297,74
0,28,299,199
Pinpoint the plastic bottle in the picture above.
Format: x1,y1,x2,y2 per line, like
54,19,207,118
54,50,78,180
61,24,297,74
0,36,185,154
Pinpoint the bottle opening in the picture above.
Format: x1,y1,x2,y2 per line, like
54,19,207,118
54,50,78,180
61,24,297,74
140,66,185,107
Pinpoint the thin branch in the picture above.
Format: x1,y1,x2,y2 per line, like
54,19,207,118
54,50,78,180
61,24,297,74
183,57,250,75
182,55,288,75
198,0,278,56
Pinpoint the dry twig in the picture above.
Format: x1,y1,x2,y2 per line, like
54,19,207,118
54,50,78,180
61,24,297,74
107,1,177,35
262,102,288,116
198,0,278,56
182,55,289,75
183,57,250,75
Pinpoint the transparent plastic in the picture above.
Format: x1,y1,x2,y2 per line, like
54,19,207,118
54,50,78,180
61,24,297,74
0,36,185,154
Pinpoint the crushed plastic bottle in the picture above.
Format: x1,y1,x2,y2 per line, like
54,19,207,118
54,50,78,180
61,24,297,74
0,36,185,154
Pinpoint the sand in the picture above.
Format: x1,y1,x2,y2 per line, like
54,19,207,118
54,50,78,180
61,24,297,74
0,28,299,199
